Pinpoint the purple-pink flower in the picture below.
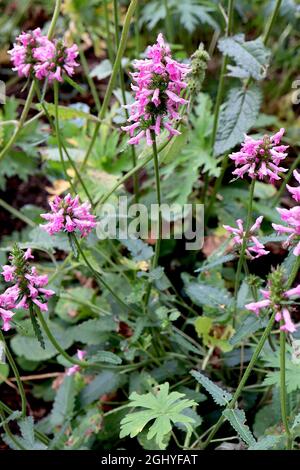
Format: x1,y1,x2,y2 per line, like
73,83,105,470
66,349,87,376
34,40,79,82
0,248,55,332
122,33,191,146
229,129,288,183
40,194,96,238
245,284,300,333
8,29,79,82
272,171,300,256
223,216,269,259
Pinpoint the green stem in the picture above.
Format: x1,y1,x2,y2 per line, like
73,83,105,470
80,0,138,172
202,311,276,449
233,179,256,308
205,155,229,221
73,235,139,315
0,330,27,417
0,408,26,450
0,198,36,227
286,256,300,289
52,82,93,204
0,400,50,445
103,0,114,63
35,309,89,367
134,1,140,56
210,0,234,150
53,81,76,194
0,0,62,163
272,152,300,207
206,0,282,218
280,327,293,450
78,46,101,113
263,0,282,44
113,0,139,202
202,253,299,449
203,0,234,206
144,131,162,306
163,0,174,42
95,134,173,207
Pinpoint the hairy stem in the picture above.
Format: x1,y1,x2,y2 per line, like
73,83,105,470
73,235,140,315
202,311,276,449
280,327,293,449
144,132,162,306
0,330,27,417
233,179,256,312
113,0,139,202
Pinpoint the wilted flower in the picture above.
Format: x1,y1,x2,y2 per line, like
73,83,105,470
223,216,269,259
122,33,191,146
229,129,288,183
245,269,299,333
40,194,96,238
0,247,55,331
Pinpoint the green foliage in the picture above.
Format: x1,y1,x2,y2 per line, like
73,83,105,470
190,370,233,406
262,349,300,393
214,85,262,156
80,371,122,406
223,408,256,446
218,34,271,80
248,435,282,450
50,376,76,427
3,416,47,450
120,382,196,449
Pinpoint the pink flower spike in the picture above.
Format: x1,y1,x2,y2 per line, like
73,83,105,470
40,194,96,238
122,33,191,146
229,129,288,182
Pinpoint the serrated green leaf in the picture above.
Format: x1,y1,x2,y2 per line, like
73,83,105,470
248,435,282,450
88,350,122,365
0,410,22,427
80,370,122,406
195,254,236,273
218,34,271,80
214,85,262,156
184,280,232,308
29,305,45,350
190,370,232,406
230,315,266,346
223,408,256,446
50,375,76,427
